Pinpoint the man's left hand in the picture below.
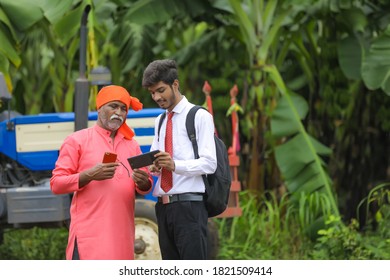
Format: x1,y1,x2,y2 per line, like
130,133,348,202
132,169,151,191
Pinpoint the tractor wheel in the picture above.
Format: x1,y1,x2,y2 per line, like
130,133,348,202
134,199,161,260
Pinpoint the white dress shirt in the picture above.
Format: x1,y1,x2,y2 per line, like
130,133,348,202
151,96,217,196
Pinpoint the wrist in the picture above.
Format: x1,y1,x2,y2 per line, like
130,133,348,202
136,180,151,192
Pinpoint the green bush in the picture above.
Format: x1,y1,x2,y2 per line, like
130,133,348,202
311,211,390,260
312,216,373,259
0,227,68,260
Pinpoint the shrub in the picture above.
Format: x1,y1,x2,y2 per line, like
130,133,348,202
0,227,68,260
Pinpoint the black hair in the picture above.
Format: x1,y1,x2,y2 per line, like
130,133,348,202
142,59,178,87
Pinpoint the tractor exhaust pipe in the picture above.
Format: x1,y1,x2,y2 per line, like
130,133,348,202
74,5,91,131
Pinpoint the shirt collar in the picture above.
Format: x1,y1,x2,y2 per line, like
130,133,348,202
93,124,124,140
169,96,188,115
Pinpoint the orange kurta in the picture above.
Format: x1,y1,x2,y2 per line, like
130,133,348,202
50,125,151,260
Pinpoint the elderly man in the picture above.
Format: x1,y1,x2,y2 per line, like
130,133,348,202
50,85,152,260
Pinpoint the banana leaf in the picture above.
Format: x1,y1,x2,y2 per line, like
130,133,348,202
123,0,211,25
0,0,43,31
337,34,363,80
53,1,89,46
362,31,390,96
266,64,340,235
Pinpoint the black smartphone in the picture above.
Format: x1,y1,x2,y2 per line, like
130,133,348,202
127,150,159,169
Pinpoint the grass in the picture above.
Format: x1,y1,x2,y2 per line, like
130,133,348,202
1,190,388,260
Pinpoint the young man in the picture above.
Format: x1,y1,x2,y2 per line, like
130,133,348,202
142,59,217,259
50,85,152,260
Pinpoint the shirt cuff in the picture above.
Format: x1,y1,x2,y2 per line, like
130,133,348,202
173,160,185,174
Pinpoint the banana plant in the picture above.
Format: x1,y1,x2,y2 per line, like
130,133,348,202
336,3,390,96
227,0,291,194
101,0,219,102
0,0,101,113
227,0,328,195
340,29,390,96
291,1,390,225
266,64,340,235
227,0,343,236
0,0,34,90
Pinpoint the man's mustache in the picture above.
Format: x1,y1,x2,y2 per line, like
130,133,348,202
110,114,124,122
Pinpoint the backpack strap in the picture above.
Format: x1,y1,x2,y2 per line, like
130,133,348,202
186,105,209,187
157,112,167,142
186,105,202,158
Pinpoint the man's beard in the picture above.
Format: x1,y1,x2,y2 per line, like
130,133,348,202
100,113,124,131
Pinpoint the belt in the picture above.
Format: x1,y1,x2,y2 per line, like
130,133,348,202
158,193,204,204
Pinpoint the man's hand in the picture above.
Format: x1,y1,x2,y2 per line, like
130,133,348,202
79,162,120,188
154,151,175,171
148,163,161,175
132,169,151,191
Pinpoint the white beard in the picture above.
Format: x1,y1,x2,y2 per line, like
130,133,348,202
100,113,124,131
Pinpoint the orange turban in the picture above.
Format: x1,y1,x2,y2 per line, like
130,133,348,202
96,85,143,140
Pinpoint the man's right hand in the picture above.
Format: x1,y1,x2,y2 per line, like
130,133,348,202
155,151,175,171
79,162,120,188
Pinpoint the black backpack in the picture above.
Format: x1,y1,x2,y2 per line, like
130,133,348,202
158,105,231,217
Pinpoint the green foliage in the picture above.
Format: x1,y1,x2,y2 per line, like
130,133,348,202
216,191,389,260
216,191,312,259
0,193,388,260
357,182,390,225
296,192,336,240
361,30,390,96
266,63,339,237
312,213,390,260
363,205,390,259
0,227,68,260
0,0,389,261
313,216,370,259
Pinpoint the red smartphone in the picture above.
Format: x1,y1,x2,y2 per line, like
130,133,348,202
102,152,117,163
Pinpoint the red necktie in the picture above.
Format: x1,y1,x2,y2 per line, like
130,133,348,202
161,112,174,192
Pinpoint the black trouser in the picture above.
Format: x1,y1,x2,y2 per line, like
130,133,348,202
155,200,208,260
72,238,80,260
